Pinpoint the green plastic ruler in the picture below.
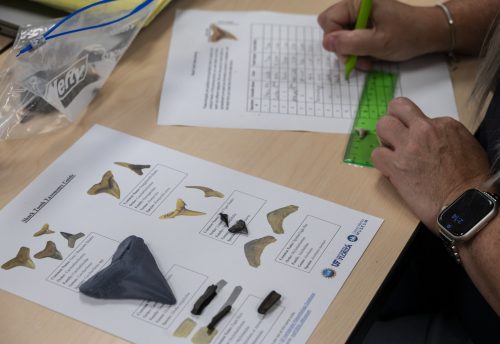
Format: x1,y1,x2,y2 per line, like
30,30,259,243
343,70,397,167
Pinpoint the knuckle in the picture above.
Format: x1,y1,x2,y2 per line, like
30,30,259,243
413,119,433,135
434,116,461,129
388,97,412,113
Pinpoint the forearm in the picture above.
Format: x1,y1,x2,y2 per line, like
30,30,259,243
458,214,500,315
441,0,500,55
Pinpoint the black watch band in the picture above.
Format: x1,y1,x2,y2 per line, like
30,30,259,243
439,233,462,265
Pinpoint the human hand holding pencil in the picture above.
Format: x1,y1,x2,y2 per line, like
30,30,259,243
318,0,452,74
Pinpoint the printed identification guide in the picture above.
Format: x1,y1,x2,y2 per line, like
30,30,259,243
0,125,383,343
158,10,458,133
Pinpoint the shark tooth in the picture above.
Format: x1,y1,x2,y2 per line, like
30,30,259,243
79,236,176,305
114,162,151,175
219,213,229,227
209,24,237,42
87,170,121,199
173,318,196,338
60,232,85,248
244,236,276,268
228,220,248,235
267,205,299,234
185,186,224,198
192,327,218,344
33,223,55,237
1,247,35,270
34,241,63,260
258,290,281,315
355,127,369,139
159,199,206,219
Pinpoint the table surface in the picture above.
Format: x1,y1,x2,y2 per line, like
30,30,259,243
0,0,480,343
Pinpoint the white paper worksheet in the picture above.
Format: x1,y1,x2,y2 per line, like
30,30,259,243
0,125,383,344
158,10,458,133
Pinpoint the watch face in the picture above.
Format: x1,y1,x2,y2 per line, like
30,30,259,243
439,189,495,237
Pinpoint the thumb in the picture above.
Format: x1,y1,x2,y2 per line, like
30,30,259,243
324,29,380,57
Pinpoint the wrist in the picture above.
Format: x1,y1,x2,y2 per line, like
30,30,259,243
435,178,491,234
416,6,451,55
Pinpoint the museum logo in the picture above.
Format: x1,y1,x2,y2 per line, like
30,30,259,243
347,234,358,242
321,268,336,278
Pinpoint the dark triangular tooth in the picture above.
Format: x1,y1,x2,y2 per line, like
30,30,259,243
34,241,63,260
228,219,248,234
219,213,229,227
1,247,35,270
33,223,55,237
79,236,176,305
258,290,281,315
60,232,85,248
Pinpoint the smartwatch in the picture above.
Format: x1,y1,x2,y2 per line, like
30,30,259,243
437,188,499,264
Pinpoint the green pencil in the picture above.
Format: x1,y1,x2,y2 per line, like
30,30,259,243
344,0,373,80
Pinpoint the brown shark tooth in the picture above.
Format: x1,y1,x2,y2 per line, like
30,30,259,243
267,205,299,234
185,186,224,198
60,232,85,248
34,241,63,260
244,236,277,268
209,24,237,42
159,199,206,219
173,318,197,338
33,223,55,237
355,127,369,139
1,247,35,270
114,162,151,176
87,170,120,199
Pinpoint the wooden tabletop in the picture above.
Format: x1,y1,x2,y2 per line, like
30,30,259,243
0,0,480,343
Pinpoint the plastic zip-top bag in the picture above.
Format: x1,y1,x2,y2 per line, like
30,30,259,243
0,0,155,139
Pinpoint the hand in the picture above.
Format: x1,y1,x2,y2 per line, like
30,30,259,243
372,97,491,234
317,0,449,69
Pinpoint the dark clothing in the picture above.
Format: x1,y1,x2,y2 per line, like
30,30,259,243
350,82,500,343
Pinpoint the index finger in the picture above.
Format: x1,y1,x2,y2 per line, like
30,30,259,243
318,0,357,33
387,97,427,127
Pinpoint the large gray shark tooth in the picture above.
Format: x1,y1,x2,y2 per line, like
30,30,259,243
1,247,35,270
87,170,121,199
159,199,206,219
185,186,224,198
114,162,151,176
244,236,277,268
267,205,299,234
79,236,177,305
33,223,55,237
60,232,85,248
209,24,237,42
34,241,63,260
